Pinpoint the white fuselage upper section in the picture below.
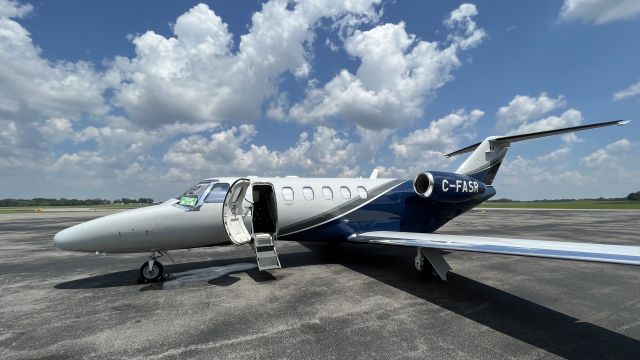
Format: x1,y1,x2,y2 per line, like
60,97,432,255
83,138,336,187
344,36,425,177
54,176,402,253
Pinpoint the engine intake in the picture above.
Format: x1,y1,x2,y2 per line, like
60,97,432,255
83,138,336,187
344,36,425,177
413,171,486,203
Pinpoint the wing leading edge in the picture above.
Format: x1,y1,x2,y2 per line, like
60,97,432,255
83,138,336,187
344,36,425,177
351,231,640,266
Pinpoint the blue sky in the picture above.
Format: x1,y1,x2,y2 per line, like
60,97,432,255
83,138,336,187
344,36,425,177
1,0,639,201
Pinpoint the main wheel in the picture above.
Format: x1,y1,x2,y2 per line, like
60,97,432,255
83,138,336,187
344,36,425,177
139,261,164,283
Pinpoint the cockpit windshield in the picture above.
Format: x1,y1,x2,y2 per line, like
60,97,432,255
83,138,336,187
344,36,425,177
175,181,212,205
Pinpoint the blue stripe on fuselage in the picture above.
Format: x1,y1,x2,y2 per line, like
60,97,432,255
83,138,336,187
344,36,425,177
282,181,496,242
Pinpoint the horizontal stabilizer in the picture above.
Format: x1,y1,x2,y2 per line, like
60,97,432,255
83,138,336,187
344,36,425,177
351,231,640,266
445,120,629,158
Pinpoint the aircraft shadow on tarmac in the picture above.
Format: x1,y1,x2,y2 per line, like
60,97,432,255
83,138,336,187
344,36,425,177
55,242,640,359
308,243,640,360
54,250,320,291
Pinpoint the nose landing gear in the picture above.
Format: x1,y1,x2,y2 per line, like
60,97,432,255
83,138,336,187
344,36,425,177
138,251,168,283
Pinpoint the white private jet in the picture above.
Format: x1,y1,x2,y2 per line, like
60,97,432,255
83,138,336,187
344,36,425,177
54,120,640,283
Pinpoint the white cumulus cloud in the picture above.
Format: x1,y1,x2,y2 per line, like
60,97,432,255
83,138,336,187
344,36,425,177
289,3,486,130
110,0,382,128
613,80,640,101
496,93,566,132
495,93,582,135
581,139,633,168
0,1,108,120
162,124,362,182
560,0,640,24
507,109,582,135
381,109,483,177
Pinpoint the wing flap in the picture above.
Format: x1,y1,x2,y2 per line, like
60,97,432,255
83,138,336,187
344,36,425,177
351,231,640,266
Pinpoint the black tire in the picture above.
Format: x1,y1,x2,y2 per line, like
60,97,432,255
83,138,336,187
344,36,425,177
139,261,164,283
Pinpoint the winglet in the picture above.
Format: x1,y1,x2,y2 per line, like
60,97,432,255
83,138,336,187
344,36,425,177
370,168,379,179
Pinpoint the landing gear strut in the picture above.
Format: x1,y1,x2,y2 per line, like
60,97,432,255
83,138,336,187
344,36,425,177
138,251,165,283
414,247,451,281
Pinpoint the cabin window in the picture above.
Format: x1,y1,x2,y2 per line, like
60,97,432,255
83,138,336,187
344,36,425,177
322,186,333,200
357,186,368,199
282,187,294,201
340,186,351,199
205,183,230,203
302,187,314,200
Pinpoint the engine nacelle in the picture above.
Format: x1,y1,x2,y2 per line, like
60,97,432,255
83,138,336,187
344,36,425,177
413,171,486,203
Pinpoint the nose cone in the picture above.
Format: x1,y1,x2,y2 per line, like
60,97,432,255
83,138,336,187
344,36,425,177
54,226,86,251
52,205,179,253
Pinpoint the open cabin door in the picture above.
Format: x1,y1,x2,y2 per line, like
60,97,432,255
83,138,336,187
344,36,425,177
223,178,252,245
222,179,281,270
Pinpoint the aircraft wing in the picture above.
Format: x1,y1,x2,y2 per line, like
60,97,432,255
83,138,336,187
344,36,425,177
350,231,640,265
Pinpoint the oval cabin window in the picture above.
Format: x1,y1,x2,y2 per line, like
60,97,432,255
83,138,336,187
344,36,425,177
322,186,333,200
282,187,294,201
357,186,368,199
340,186,351,199
303,186,314,200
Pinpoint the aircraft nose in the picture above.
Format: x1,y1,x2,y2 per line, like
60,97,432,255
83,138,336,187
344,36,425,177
53,227,76,250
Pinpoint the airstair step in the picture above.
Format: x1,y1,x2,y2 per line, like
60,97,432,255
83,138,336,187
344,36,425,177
257,254,280,270
254,233,274,247
253,233,281,270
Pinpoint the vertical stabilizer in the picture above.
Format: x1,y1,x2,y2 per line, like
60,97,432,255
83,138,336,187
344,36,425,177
454,137,508,185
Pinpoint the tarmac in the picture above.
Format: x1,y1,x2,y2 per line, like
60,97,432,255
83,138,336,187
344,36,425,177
1,208,639,359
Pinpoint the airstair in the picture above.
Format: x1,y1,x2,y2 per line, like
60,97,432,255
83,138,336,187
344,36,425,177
223,179,281,271
253,233,281,270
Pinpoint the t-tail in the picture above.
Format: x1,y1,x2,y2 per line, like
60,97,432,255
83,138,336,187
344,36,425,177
445,120,629,185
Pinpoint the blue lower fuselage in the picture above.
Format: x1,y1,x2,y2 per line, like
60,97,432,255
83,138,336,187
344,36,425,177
281,180,496,242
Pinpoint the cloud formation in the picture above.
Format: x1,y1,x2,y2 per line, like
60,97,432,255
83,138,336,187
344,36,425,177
581,138,633,168
110,1,381,128
613,80,640,101
380,109,483,177
289,4,486,129
162,125,362,182
496,93,582,135
560,0,640,24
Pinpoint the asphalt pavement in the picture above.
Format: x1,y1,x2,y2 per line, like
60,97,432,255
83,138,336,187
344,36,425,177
1,209,639,359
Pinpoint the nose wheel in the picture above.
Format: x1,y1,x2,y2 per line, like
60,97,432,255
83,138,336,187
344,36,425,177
139,261,163,283
138,251,166,283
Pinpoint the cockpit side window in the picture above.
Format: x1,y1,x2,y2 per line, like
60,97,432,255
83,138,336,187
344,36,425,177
175,181,212,202
205,183,230,203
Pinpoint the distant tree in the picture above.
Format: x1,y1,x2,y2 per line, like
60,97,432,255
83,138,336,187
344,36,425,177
628,191,640,201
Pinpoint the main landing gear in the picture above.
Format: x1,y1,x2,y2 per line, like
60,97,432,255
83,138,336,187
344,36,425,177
414,247,451,281
138,251,168,283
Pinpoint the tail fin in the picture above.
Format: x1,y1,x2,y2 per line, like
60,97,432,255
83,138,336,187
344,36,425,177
447,120,629,185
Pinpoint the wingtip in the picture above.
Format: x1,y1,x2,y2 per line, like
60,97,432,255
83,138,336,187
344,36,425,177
617,120,630,125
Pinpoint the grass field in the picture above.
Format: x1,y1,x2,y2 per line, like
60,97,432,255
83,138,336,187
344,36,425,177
479,200,640,210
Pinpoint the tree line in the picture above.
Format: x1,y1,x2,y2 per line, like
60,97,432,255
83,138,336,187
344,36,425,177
0,198,155,207
489,191,640,202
